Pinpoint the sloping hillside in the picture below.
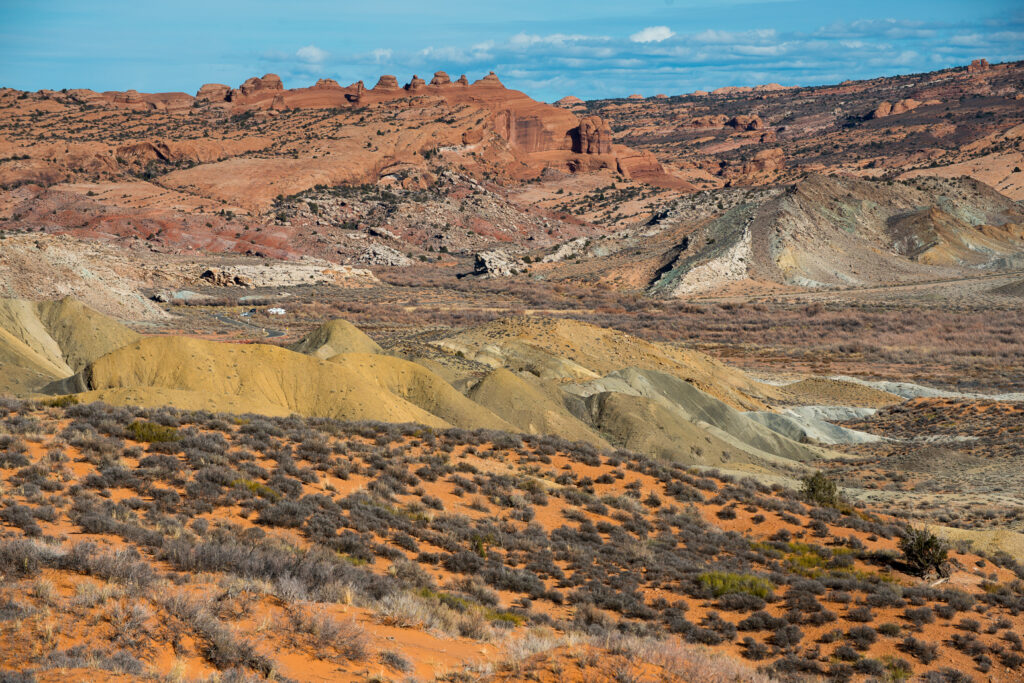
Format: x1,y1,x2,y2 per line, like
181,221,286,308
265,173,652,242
0,297,139,393
649,174,1024,295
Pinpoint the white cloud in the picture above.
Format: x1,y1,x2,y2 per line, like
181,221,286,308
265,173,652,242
296,45,328,63
508,32,594,48
371,48,392,63
630,26,675,43
694,28,776,44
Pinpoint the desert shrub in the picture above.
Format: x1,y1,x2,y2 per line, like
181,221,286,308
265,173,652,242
0,539,43,578
921,669,974,683
853,658,886,677
900,635,938,664
878,622,901,636
717,592,765,612
899,526,948,575
698,572,773,599
43,646,143,675
738,611,787,632
739,636,769,660
379,649,412,672
289,608,368,660
801,471,839,507
846,625,878,650
846,605,873,622
771,624,804,649
126,421,179,443
164,595,274,674
903,606,935,628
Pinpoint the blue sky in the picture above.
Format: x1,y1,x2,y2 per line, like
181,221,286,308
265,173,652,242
1,0,1021,101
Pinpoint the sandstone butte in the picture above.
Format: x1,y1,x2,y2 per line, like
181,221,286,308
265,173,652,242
57,71,677,187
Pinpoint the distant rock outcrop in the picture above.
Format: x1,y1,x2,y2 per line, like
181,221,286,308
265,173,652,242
372,75,400,91
474,72,504,87
727,114,765,131
871,98,921,119
474,250,523,277
358,243,413,267
430,71,451,86
968,58,990,73
573,116,613,155
555,95,583,106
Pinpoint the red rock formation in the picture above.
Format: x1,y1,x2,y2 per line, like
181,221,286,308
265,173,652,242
195,83,230,102
891,98,921,115
373,75,400,91
573,116,613,155
474,72,504,87
313,79,341,89
726,114,764,131
555,96,583,106
712,85,752,95
654,94,668,99
688,114,729,128
742,148,784,175
968,59,990,73
615,149,662,179
871,101,893,119
627,94,643,100
456,75,470,86
430,71,451,86
872,98,921,118
406,75,426,91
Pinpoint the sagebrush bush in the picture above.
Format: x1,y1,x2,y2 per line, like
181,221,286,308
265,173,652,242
126,421,180,443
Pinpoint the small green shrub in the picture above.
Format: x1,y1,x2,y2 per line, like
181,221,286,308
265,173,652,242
126,421,180,443
699,572,774,599
899,526,948,575
801,471,839,507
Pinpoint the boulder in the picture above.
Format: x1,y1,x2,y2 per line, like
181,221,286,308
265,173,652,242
474,250,523,278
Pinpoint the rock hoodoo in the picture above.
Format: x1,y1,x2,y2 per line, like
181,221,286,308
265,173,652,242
430,71,451,86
